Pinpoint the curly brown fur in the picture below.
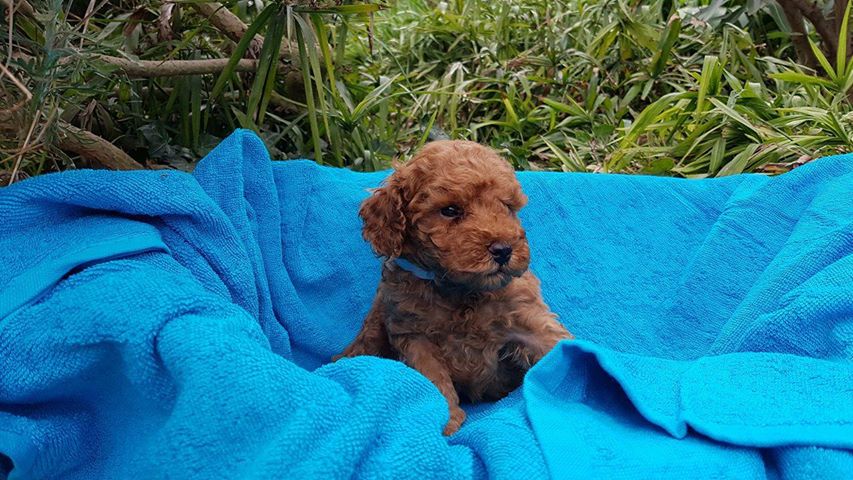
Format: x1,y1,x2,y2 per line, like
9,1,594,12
334,140,573,435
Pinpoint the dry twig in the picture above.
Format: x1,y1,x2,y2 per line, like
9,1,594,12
88,54,260,77
57,122,144,170
190,2,298,62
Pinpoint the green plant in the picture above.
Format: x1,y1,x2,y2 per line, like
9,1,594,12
3,0,852,181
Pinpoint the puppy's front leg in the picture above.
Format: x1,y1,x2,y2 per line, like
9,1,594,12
334,297,393,361
509,314,573,369
534,320,573,359
395,336,465,436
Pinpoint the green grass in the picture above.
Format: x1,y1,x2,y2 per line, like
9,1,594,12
2,0,853,179
354,0,853,175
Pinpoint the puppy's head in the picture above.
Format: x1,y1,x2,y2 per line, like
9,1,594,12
360,140,530,291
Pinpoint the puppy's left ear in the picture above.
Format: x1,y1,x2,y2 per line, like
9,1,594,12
359,178,406,258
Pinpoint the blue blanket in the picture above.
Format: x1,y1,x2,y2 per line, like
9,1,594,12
0,129,851,479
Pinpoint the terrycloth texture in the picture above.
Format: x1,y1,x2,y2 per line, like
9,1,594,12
0,130,851,480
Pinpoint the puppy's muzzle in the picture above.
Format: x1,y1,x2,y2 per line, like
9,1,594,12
489,242,513,265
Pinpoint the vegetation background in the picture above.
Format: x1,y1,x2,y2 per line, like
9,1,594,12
3,0,853,183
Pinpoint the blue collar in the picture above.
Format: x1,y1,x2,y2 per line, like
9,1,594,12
393,257,436,281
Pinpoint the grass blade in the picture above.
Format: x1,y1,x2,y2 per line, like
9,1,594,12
709,135,726,174
295,12,323,164
311,13,339,98
295,13,339,165
650,15,681,78
620,92,689,147
190,67,201,150
352,76,397,119
707,97,762,138
696,55,719,113
717,143,758,177
808,37,837,81
837,0,853,77
247,6,286,125
770,71,834,87
310,14,344,165
502,96,520,129
210,2,277,103
293,4,382,14
541,137,585,172
334,18,349,68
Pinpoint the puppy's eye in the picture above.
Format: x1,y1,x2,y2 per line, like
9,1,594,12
440,205,463,218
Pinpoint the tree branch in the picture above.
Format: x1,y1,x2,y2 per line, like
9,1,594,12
833,0,846,33
779,0,839,62
842,0,853,64
89,55,259,77
777,0,819,69
1,121,144,173
57,122,144,170
0,0,34,17
189,2,298,63
157,2,176,42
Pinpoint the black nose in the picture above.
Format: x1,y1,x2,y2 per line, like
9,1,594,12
489,242,513,265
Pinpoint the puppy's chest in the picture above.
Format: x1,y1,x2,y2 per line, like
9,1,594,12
386,292,519,342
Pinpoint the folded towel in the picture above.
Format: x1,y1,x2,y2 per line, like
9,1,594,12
0,130,850,479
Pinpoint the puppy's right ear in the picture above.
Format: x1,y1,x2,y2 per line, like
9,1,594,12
359,179,406,258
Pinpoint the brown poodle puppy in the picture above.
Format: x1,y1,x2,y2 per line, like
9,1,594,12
335,140,572,435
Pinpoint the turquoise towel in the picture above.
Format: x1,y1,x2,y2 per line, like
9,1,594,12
0,130,850,479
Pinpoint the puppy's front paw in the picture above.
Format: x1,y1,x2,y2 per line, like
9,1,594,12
331,348,358,362
332,343,369,362
331,350,357,362
443,407,467,436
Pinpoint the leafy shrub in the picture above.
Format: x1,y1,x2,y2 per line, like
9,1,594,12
2,0,852,180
